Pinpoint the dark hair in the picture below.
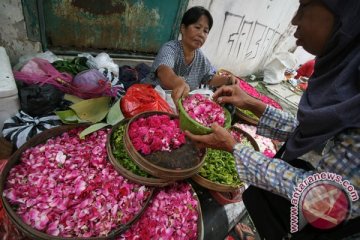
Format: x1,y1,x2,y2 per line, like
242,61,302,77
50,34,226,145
181,6,213,31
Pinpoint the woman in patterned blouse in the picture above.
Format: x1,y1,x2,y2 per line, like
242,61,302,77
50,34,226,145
186,0,360,239
141,6,236,104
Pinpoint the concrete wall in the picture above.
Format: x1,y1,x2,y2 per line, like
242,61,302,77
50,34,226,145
0,0,304,76
189,0,300,76
0,0,41,66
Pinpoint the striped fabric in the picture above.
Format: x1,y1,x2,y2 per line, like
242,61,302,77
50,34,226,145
233,106,360,219
98,67,125,100
141,40,215,90
2,111,62,148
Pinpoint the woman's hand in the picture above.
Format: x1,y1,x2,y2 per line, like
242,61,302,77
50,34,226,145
209,74,238,88
227,74,239,85
185,123,237,152
171,81,190,104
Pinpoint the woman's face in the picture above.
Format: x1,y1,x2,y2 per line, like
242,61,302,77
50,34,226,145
181,15,210,50
292,0,335,55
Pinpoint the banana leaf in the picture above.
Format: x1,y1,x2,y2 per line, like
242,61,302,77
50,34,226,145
55,109,84,124
106,98,124,126
70,96,110,123
64,94,84,104
79,122,110,139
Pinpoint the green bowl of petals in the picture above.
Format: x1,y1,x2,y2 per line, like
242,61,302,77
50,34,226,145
178,94,232,135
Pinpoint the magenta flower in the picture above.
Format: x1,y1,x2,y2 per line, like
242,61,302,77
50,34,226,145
129,115,186,155
3,128,152,237
183,94,225,128
233,123,277,157
237,79,282,109
118,182,199,240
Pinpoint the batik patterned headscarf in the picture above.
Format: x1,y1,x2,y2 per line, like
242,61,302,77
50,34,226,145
283,0,360,161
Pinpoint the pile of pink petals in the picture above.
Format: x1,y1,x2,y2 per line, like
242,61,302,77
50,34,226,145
183,94,225,128
129,115,186,155
3,128,152,237
234,123,277,157
119,182,199,240
237,79,282,109
230,129,253,148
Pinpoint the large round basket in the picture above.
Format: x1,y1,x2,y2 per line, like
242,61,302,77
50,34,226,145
192,127,259,192
107,119,174,187
124,111,207,181
209,184,246,205
191,184,204,240
235,108,259,126
178,97,232,135
0,124,154,240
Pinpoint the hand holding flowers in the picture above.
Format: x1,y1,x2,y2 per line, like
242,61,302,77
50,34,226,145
213,84,267,118
185,123,236,152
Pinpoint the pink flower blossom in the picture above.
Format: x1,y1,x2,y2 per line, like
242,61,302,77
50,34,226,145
3,127,152,237
237,79,282,109
118,182,199,240
129,115,186,155
233,123,278,157
182,94,225,127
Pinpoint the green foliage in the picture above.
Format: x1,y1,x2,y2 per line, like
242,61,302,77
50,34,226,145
199,149,242,186
112,124,150,177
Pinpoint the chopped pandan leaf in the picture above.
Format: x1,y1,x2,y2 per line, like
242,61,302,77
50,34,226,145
70,96,110,123
79,122,110,139
106,98,124,126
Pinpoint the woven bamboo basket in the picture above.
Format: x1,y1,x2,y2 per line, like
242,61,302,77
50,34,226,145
191,184,204,240
209,184,246,205
107,119,174,187
192,127,259,192
235,108,259,126
123,111,207,181
178,98,232,135
0,124,154,240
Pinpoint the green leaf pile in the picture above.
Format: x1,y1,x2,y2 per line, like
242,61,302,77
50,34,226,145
112,124,149,177
52,57,89,76
199,149,242,187
56,95,124,138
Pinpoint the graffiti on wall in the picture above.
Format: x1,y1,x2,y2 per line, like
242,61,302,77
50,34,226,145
216,11,282,65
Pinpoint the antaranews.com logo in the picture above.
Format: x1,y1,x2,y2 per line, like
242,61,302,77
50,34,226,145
290,172,359,233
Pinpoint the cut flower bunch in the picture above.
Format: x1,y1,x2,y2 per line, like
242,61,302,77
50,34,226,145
182,94,225,128
128,114,186,155
3,128,152,237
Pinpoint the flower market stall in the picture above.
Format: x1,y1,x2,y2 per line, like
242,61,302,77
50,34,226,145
0,50,283,240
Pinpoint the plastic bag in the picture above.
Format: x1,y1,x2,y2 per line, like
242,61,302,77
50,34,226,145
13,58,74,92
154,85,177,114
14,58,118,99
16,81,65,117
120,84,174,118
79,52,119,76
263,52,297,84
13,50,62,71
73,69,118,99
118,65,139,90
